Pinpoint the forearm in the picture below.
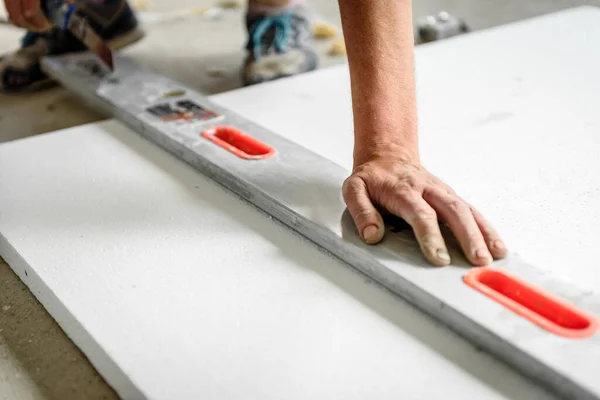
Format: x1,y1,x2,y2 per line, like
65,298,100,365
338,0,419,165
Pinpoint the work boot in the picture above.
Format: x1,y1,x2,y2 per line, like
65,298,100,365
0,0,144,92
242,4,318,86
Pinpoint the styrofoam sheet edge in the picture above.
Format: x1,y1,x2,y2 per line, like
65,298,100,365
0,230,148,400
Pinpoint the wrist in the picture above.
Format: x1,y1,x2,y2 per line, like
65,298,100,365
350,95,420,167
353,137,420,168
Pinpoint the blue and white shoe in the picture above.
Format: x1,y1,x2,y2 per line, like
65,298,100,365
243,4,318,86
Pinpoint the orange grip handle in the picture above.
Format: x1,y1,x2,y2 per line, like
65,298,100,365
464,267,598,338
201,126,276,160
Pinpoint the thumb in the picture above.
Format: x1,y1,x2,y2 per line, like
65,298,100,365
342,176,385,244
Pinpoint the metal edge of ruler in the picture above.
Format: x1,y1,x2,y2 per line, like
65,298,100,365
39,53,600,400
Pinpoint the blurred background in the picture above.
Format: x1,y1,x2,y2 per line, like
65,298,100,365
0,0,598,142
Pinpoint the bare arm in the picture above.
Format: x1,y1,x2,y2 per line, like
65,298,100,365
338,0,507,266
338,0,418,165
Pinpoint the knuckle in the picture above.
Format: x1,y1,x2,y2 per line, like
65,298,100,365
399,174,417,187
354,208,375,226
420,233,442,246
413,208,437,223
342,176,364,199
447,198,468,214
393,182,414,197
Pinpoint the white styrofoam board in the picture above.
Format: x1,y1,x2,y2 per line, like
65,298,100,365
0,121,555,400
2,5,600,400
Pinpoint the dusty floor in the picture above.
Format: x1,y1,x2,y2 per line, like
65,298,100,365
0,0,599,399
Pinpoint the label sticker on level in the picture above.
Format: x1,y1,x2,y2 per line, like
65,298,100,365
146,100,221,122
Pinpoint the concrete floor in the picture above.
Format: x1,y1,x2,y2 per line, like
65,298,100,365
0,0,599,399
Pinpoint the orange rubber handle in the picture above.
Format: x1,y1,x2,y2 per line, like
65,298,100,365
464,267,598,338
201,126,276,160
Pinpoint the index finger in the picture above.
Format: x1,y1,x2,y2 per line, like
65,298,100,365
5,0,26,28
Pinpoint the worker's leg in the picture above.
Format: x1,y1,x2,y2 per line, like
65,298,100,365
243,0,317,86
0,0,143,92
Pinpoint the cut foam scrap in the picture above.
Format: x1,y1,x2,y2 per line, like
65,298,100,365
312,21,338,39
329,37,346,56
204,7,224,20
130,0,150,11
218,0,244,8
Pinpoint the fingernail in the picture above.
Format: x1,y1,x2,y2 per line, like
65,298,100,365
475,249,492,264
436,249,451,264
362,225,379,243
493,240,506,251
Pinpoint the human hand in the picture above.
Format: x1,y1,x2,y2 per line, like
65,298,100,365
342,150,508,266
5,0,52,31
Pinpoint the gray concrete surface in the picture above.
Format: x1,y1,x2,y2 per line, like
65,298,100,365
0,259,118,400
0,0,599,399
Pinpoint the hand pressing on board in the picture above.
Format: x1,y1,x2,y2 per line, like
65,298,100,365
338,0,507,266
3,0,51,31
343,152,508,266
